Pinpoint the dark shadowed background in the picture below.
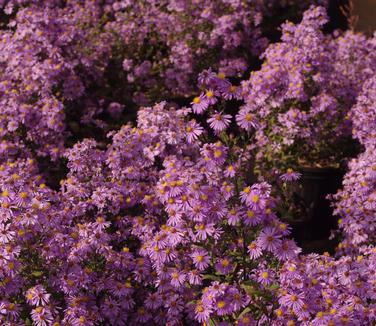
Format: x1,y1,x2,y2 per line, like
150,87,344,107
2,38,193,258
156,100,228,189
326,0,376,33
354,0,376,34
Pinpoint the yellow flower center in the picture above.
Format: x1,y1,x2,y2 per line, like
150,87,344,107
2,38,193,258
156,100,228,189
247,210,254,218
193,97,200,104
221,259,229,267
217,300,226,309
214,150,222,158
245,113,252,121
196,255,204,262
252,194,259,203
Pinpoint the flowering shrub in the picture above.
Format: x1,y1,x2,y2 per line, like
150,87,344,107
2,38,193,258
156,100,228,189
240,6,376,176
333,76,376,253
0,0,326,162
0,95,301,324
0,2,374,326
0,71,373,325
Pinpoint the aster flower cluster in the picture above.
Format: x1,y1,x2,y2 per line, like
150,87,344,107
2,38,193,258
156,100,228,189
276,247,376,325
0,2,375,326
333,76,376,252
0,96,302,324
0,0,325,164
240,6,376,176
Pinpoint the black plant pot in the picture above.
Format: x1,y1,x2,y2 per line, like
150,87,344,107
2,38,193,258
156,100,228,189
291,167,344,252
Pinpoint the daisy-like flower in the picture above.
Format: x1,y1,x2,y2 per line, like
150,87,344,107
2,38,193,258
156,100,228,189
194,222,217,240
191,94,209,114
248,241,263,259
145,293,162,310
236,110,259,130
185,120,204,143
215,257,233,274
275,239,300,261
215,298,232,316
195,302,212,323
93,216,110,231
5,302,20,319
237,314,256,326
30,307,53,326
240,186,252,203
191,249,210,271
256,268,274,286
257,227,282,252
242,209,261,226
188,269,202,285
221,181,234,200
0,223,15,244
240,185,267,210
227,207,241,225
25,285,51,307
170,269,186,288
280,168,302,182
198,68,217,87
207,112,232,133
227,287,249,312
221,84,242,100
224,164,237,178
279,292,305,312
204,89,218,105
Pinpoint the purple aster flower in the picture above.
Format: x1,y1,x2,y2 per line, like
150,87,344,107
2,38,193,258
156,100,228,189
227,207,241,225
227,287,249,312
221,84,243,100
191,249,210,271
255,268,275,286
275,239,301,261
215,297,232,316
248,241,263,259
280,168,302,182
170,269,186,288
185,120,204,143
30,307,53,326
279,292,305,312
242,209,261,226
207,112,232,133
240,185,267,210
194,223,217,240
215,257,233,274
237,314,256,326
198,68,217,87
187,269,202,285
204,89,218,105
236,110,259,130
224,164,237,178
25,285,50,307
191,94,209,114
195,302,212,323
0,223,15,244
258,227,282,252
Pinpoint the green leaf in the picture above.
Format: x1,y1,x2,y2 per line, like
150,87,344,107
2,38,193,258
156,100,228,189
32,271,43,277
238,307,252,318
202,274,221,281
269,283,279,291
209,319,217,326
241,284,256,295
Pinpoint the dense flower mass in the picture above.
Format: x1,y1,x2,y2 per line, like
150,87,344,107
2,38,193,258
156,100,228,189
240,6,376,175
0,0,326,162
0,2,374,325
333,76,376,252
